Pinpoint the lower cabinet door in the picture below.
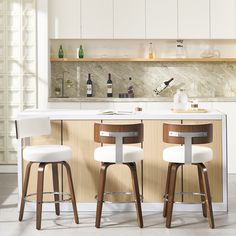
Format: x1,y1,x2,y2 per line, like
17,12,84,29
62,120,101,202
143,120,182,203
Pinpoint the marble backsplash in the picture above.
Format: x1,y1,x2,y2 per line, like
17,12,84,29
50,62,236,99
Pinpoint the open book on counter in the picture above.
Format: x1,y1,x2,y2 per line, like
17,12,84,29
97,110,135,115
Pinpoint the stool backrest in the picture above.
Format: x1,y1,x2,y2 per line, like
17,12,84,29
163,123,213,164
94,123,143,163
15,116,51,139
94,123,143,144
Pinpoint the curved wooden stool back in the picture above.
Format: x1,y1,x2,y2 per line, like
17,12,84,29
163,123,213,165
163,123,213,145
94,123,143,144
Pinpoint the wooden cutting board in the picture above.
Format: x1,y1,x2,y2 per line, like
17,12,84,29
171,108,208,113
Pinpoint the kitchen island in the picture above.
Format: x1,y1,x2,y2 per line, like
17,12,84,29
17,109,227,212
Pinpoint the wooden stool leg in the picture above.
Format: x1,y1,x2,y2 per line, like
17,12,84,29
199,163,215,229
163,163,172,218
96,162,111,228
63,161,79,224
36,163,46,230
52,163,60,216
197,164,207,217
127,162,143,228
19,162,33,221
166,163,180,228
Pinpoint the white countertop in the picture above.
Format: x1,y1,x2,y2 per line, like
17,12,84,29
49,97,236,102
18,109,226,120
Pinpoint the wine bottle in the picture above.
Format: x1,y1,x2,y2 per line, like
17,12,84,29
58,45,64,58
79,45,84,58
107,73,113,97
127,77,134,98
86,73,93,97
154,78,174,95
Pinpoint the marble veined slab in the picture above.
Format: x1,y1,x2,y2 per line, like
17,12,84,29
50,61,236,100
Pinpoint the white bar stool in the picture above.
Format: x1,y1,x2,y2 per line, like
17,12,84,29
162,123,215,228
94,123,144,228
15,116,79,230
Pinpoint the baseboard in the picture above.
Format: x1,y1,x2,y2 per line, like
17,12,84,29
0,164,17,173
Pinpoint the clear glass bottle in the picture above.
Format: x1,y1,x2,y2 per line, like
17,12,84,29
176,40,186,58
173,89,188,111
148,42,155,59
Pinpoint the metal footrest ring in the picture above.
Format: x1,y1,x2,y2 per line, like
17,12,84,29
164,192,206,204
95,191,144,204
24,192,72,204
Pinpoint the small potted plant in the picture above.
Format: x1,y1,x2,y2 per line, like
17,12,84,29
55,87,61,96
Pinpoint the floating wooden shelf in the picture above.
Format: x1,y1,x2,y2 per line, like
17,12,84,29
50,57,236,62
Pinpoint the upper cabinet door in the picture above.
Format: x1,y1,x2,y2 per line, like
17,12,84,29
178,0,210,39
81,0,113,39
49,0,81,39
211,0,236,39
114,0,145,39
146,0,177,39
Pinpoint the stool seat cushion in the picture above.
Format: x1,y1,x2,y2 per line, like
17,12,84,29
23,145,72,163
163,145,213,164
94,145,144,163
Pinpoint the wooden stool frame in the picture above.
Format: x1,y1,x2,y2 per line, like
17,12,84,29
19,161,79,230
163,123,215,228
94,123,144,228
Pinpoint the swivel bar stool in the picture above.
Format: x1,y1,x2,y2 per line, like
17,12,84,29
162,123,215,228
94,123,144,228
15,116,79,230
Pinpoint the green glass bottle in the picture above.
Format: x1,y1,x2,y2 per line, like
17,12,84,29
79,45,84,58
58,45,64,58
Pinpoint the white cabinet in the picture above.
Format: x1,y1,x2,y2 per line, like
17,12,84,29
114,0,145,39
178,0,210,39
81,0,113,39
48,0,236,40
49,0,81,39
211,0,236,39
146,0,177,39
